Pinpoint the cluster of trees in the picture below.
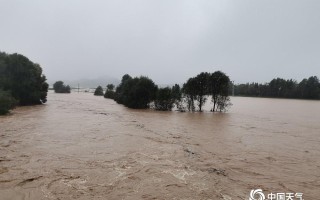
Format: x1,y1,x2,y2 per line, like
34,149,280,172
53,81,71,93
0,52,48,115
99,71,231,112
113,75,158,109
233,76,320,99
154,84,181,111
182,71,231,112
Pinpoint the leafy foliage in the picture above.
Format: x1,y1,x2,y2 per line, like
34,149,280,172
208,71,230,112
94,86,104,96
171,84,184,111
104,84,115,99
182,71,231,112
0,89,17,115
154,87,175,111
233,76,320,99
0,51,48,107
111,72,231,112
115,75,157,109
194,72,210,112
53,81,71,93
182,78,197,112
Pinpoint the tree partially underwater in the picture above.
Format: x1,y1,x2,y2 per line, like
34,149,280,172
0,51,48,115
99,71,232,112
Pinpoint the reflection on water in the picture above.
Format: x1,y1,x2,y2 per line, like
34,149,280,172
0,92,319,199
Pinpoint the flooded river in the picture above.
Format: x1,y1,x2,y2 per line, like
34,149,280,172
0,92,319,199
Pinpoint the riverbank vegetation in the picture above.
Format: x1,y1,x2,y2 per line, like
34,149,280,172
53,81,71,93
94,86,104,96
0,51,48,115
114,75,158,109
232,76,320,99
104,84,115,99
0,90,17,115
102,71,231,112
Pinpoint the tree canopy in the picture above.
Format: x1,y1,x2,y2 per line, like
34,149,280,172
104,84,115,99
0,89,17,115
154,87,175,111
115,75,158,109
182,71,231,112
94,86,104,96
208,71,230,112
53,81,71,93
111,72,231,112
0,52,48,106
233,76,320,99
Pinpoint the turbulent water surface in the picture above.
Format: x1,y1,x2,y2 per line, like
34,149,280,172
0,92,319,199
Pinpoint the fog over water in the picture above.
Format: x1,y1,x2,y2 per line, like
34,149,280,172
0,92,319,199
0,0,320,84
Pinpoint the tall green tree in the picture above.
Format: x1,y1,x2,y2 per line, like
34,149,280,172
94,85,104,96
0,52,48,106
114,74,132,104
0,89,17,115
115,75,157,109
171,84,182,102
194,72,210,112
182,78,197,112
106,84,114,91
305,76,320,99
154,87,174,111
171,84,183,111
53,81,71,93
208,71,230,112
104,84,115,99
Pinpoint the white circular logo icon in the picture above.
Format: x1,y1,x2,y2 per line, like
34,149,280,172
249,189,265,200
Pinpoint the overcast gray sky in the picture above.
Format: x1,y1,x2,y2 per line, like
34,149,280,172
0,0,319,84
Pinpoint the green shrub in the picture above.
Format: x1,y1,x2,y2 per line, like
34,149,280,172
0,90,17,115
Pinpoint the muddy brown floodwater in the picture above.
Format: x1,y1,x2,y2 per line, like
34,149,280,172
0,92,319,200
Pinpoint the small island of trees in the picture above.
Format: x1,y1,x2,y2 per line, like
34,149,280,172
99,71,231,112
94,86,104,96
53,81,71,93
0,51,48,115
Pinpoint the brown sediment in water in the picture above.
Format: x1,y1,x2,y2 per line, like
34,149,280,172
0,92,319,199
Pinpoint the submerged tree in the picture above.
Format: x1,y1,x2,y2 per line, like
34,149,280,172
110,71,232,112
94,86,104,96
0,52,48,106
182,78,197,112
171,84,184,111
216,95,232,112
114,74,132,104
154,87,175,111
104,84,115,99
53,81,71,93
208,71,230,112
114,75,157,109
194,72,210,112
0,90,17,115
181,71,231,112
